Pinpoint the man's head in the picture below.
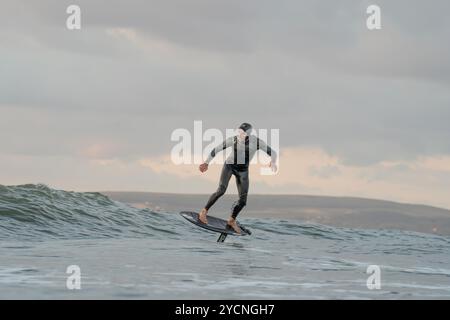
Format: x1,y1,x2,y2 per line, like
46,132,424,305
237,123,252,141
238,123,252,134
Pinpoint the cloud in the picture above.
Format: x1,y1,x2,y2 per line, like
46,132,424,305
1,0,450,207
308,165,342,179
129,147,450,209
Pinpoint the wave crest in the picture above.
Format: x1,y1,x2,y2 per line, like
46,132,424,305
0,184,177,241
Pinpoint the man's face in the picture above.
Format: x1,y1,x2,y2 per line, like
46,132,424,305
237,128,247,141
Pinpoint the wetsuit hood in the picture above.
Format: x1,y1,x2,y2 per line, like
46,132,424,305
238,123,252,134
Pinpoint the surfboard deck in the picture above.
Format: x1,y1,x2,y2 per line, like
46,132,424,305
179,211,251,242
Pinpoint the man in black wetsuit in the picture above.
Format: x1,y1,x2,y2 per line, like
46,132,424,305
198,123,277,233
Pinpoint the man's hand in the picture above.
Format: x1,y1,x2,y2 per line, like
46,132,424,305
199,163,209,173
270,161,277,173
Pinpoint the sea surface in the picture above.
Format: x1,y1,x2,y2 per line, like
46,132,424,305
1,184,450,299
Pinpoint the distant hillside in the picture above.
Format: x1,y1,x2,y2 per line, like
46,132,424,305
104,192,450,236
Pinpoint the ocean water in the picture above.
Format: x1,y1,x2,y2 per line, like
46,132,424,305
1,184,450,299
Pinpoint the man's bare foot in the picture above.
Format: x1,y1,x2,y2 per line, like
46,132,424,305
199,208,208,224
227,217,241,234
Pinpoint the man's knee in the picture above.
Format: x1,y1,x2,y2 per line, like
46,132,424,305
216,185,227,196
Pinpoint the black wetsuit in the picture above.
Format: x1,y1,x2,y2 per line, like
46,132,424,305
204,135,276,219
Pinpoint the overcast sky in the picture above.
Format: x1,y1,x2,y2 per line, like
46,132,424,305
1,0,450,208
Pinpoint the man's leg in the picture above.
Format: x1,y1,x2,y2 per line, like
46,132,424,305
228,169,249,233
199,164,232,224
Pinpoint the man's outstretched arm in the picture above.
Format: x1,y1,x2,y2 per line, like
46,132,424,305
199,137,234,172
